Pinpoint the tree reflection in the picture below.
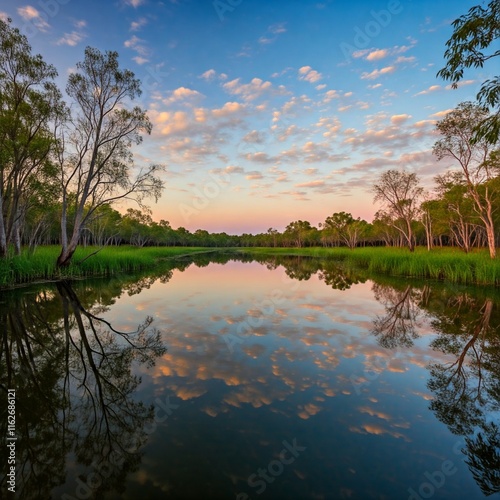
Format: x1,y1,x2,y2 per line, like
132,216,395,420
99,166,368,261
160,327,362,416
0,279,166,499
369,279,500,495
371,283,429,348
425,291,500,495
248,254,366,289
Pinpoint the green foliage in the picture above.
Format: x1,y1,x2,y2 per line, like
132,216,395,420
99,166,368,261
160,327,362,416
437,0,500,143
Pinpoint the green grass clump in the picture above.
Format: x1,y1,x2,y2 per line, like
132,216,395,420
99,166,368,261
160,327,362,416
0,246,212,288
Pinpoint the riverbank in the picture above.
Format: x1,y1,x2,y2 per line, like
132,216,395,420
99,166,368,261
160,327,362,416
2,245,500,288
0,246,213,288
240,247,500,286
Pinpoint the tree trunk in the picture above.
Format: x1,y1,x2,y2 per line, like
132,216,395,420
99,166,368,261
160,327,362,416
57,228,80,267
485,224,496,259
0,190,7,257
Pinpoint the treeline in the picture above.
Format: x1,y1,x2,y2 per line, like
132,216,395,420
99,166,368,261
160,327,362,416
19,197,500,251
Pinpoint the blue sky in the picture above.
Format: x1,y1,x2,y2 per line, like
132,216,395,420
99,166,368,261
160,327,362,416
1,0,490,233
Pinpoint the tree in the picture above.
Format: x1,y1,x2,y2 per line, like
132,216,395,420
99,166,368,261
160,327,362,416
322,211,368,249
372,170,423,252
0,19,65,256
56,47,164,267
433,102,500,258
284,220,315,248
434,172,481,252
437,0,500,143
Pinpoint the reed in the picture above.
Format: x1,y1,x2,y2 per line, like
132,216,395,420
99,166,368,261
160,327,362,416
0,246,210,288
241,247,500,286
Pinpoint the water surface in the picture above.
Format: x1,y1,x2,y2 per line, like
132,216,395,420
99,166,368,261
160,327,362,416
1,254,499,499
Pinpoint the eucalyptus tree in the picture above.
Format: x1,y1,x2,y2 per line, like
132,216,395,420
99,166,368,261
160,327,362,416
56,47,164,267
322,211,368,249
284,220,316,248
372,170,423,252
434,171,482,252
0,19,65,256
437,0,500,144
433,102,500,258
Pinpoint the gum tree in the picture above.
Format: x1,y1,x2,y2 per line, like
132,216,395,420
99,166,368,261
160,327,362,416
372,169,423,252
57,47,163,267
437,0,500,144
433,102,500,258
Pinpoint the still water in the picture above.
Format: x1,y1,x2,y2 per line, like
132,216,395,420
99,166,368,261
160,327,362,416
1,253,499,499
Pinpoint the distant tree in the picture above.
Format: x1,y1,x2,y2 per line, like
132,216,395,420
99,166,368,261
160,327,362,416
267,227,279,247
433,102,500,258
284,220,315,248
56,47,164,267
121,208,153,247
322,211,368,249
372,170,423,252
437,0,500,143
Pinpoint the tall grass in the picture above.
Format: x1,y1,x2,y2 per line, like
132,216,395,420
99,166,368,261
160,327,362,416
241,246,500,286
2,245,500,288
0,246,212,288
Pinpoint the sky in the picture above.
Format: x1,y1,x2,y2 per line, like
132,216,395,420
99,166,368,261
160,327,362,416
0,0,493,234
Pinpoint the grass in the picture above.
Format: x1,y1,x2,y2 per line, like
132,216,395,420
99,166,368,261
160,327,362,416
2,245,500,288
240,246,500,286
0,246,214,288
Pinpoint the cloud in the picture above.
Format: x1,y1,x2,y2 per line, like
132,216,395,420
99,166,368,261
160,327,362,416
390,114,411,125
212,101,246,118
56,31,86,46
298,66,322,83
430,109,453,118
323,89,340,103
0,12,9,22
246,172,264,180
163,87,203,104
354,42,417,62
200,69,216,81
124,35,149,60
295,179,326,188
366,49,389,61
132,56,148,65
269,22,286,35
360,66,396,80
242,130,265,144
445,79,475,89
258,22,287,44
395,56,415,64
17,5,50,32
123,0,145,7
130,17,147,31
223,77,288,101
413,85,441,96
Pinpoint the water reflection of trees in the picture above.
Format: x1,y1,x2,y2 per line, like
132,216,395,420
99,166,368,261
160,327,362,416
371,283,431,348
426,291,500,496
370,280,500,495
247,254,366,290
0,279,166,499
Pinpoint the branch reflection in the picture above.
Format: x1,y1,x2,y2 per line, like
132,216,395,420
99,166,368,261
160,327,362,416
0,279,166,499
